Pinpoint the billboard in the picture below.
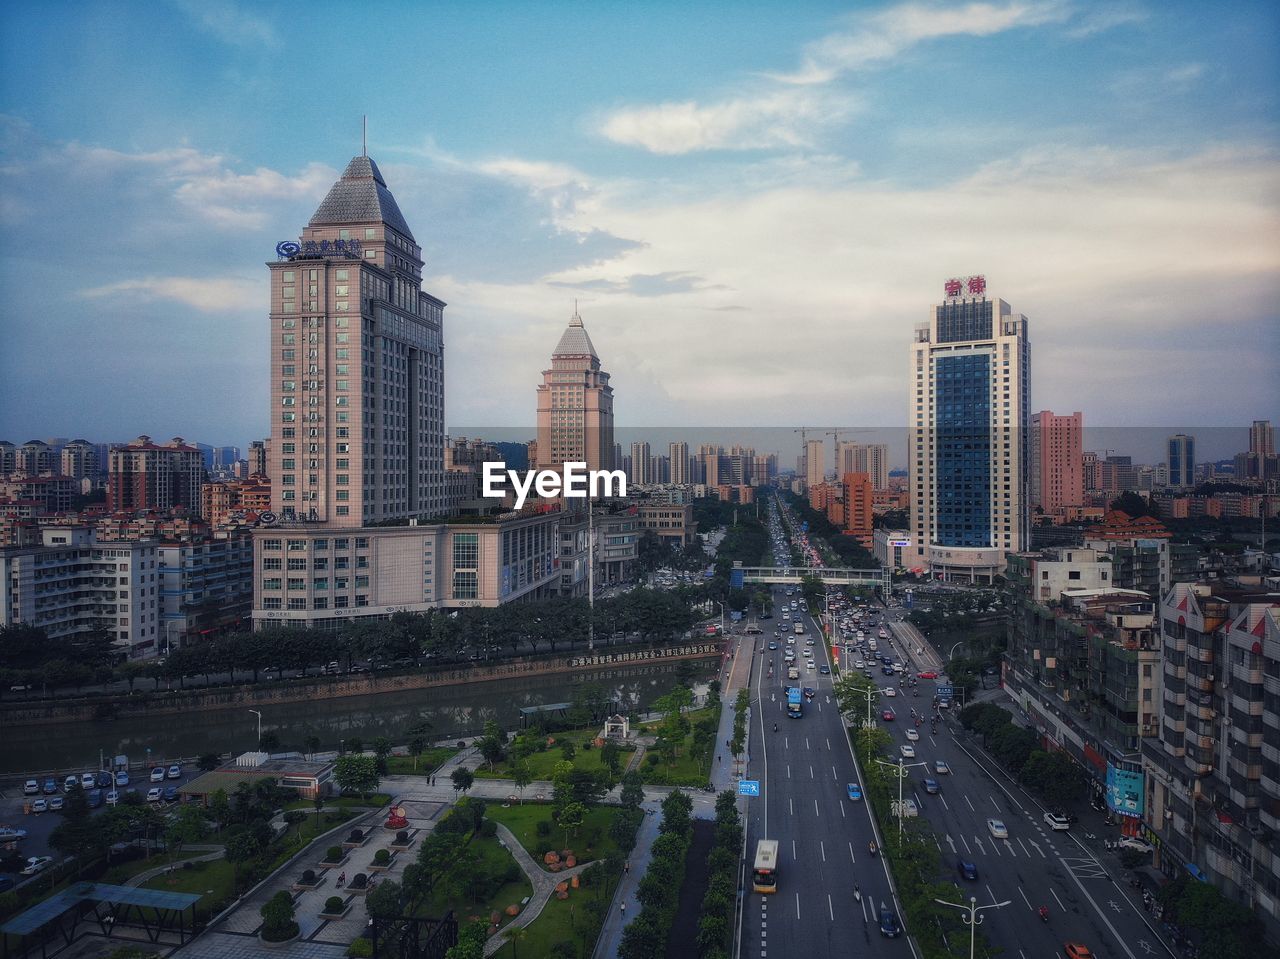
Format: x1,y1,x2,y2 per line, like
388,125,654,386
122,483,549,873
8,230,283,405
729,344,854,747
1105,763,1144,819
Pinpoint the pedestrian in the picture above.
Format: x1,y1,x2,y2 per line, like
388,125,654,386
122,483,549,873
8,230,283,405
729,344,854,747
620,901,626,915
717,755,721,764
624,860,630,874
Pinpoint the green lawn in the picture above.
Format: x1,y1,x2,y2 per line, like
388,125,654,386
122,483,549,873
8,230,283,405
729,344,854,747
489,861,616,959
485,804,626,871
635,706,719,787
284,793,391,812
100,847,212,885
281,808,359,844
142,856,236,921
474,728,618,781
412,831,531,932
385,747,457,776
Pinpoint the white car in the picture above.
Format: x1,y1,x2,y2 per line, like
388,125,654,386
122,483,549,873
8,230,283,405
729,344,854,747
905,728,919,741
64,774,79,791
1119,837,1154,854
883,687,897,697
31,798,48,814
150,767,166,783
80,772,96,790
854,659,865,669
900,744,916,758
23,779,39,795
21,856,53,875
106,790,120,806
987,818,1008,839
1044,812,1070,831
146,787,163,803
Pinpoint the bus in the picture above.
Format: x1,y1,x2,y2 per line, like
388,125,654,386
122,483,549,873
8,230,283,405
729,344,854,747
753,839,779,893
786,686,802,718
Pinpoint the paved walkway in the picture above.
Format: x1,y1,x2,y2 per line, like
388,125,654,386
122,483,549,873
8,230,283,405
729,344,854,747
124,844,224,888
589,798,663,959
483,823,588,958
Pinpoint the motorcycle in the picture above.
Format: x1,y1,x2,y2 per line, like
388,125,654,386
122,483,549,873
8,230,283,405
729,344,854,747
854,885,861,902
868,841,878,858
773,723,778,733
1038,906,1049,923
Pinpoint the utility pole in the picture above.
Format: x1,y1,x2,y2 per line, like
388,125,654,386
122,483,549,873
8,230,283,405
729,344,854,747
876,755,927,840
249,709,262,748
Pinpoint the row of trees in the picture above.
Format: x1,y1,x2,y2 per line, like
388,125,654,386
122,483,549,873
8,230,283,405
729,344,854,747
2,586,705,695
958,703,1087,806
693,791,742,959
781,491,878,569
618,789,694,959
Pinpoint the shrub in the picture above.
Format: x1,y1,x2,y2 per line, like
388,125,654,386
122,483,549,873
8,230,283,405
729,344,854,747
348,829,364,842
373,849,391,866
395,830,409,844
325,846,343,862
349,873,368,889
300,869,317,884
347,938,373,958
581,741,593,751
479,819,498,838
283,810,306,826
535,820,552,838
259,890,298,942
457,741,467,750
324,896,345,914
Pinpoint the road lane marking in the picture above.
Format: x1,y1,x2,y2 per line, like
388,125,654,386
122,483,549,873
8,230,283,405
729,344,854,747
792,840,797,859
1004,839,1016,857
965,796,976,812
849,842,856,864
1065,868,1137,959
990,795,1001,810
940,795,950,811
1051,888,1065,910
795,892,801,919
820,841,826,862
986,883,997,904
840,801,846,819
814,799,820,817
805,738,811,750
833,766,839,780
1018,887,1031,909
809,766,815,779
826,738,832,750
789,798,793,816
1018,838,1032,857
828,894,835,921
787,766,791,780
974,838,986,855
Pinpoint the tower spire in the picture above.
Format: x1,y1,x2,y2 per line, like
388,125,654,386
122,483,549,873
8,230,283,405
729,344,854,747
362,115,367,157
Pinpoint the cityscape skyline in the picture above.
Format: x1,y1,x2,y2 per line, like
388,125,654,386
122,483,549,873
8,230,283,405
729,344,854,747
2,1,1277,446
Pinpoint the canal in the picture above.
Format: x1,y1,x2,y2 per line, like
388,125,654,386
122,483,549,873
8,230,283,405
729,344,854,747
0,657,721,774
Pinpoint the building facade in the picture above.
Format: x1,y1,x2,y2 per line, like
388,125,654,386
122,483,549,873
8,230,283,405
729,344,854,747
908,276,1030,582
1030,410,1083,514
268,154,446,527
1167,434,1196,490
108,436,205,517
669,442,690,485
158,531,254,648
535,308,614,472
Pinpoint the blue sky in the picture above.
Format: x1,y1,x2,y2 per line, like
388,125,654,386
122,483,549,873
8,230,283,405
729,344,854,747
1,0,1277,454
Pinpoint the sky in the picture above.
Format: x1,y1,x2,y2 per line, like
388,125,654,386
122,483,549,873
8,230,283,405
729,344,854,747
0,0,1277,460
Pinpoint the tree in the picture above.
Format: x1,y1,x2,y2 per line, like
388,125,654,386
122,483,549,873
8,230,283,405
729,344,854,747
259,731,281,752
165,805,210,859
303,735,322,759
620,771,644,809
444,920,488,959
512,760,533,804
259,889,298,942
365,878,404,920
479,734,506,770
197,752,222,772
373,736,392,774
600,740,623,779
450,767,474,797
49,785,105,876
312,794,326,835
334,754,380,799
225,832,260,888
558,801,587,846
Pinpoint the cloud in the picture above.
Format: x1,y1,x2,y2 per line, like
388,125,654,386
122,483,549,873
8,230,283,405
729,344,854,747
79,275,261,312
1064,4,1147,39
551,271,717,297
768,1,1069,85
169,0,276,47
599,89,853,155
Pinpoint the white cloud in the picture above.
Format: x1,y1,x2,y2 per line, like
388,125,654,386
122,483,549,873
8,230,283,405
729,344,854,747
768,1,1069,84
169,0,276,47
599,89,853,155
80,275,260,312
1064,4,1147,39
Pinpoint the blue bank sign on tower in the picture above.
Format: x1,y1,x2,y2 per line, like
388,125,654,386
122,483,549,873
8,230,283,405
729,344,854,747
738,780,761,797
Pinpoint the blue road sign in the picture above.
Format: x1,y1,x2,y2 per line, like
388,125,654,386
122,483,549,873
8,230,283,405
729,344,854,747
936,684,954,700
738,780,761,797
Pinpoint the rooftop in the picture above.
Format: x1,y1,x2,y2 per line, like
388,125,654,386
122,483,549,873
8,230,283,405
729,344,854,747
309,154,415,241
553,308,599,359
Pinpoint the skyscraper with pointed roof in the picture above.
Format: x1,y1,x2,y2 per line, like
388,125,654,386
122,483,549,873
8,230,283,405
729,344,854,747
267,154,446,527
536,308,614,472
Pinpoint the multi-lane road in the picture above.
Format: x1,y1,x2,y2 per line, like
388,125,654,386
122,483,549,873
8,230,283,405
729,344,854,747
735,499,1176,959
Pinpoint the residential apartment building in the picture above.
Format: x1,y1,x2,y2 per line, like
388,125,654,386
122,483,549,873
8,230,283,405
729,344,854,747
842,471,873,549
108,435,205,517
908,275,1030,582
1143,583,1280,939
1,527,160,658
803,439,825,490
629,442,653,485
158,531,254,648
202,477,272,528
1030,410,1083,514
835,442,889,490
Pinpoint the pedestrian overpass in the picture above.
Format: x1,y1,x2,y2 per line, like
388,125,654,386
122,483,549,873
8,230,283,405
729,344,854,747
734,563,891,595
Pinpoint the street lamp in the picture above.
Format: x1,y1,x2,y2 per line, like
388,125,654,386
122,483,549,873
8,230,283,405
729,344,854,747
715,602,725,638
875,755,927,840
932,895,1010,959
846,684,879,731
249,709,263,748
947,641,966,660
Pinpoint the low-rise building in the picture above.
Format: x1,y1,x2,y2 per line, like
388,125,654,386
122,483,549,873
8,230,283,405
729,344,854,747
180,752,335,803
636,502,695,547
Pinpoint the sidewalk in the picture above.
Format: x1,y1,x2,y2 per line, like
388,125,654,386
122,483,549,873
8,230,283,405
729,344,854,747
590,798,663,959
484,823,588,958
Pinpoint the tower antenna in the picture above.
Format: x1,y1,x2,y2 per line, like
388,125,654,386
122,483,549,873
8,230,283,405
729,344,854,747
362,115,367,157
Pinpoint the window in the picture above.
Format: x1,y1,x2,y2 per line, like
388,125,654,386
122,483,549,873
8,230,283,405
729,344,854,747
287,540,306,551
453,570,478,599
262,578,282,590
262,539,282,551
287,578,305,590
263,597,282,610
287,558,306,571
288,598,307,610
263,558,282,570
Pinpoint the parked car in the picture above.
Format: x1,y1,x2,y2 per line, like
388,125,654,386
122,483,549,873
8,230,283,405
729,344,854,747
30,798,48,814
146,787,163,803
150,767,165,783
95,771,113,789
167,764,182,780
115,771,130,786
105,790,120,806
49,796,64,812
63,775,79,791
42,778,58,795
163,786,179,802
1119,837,1154,854
80,772,96,790
23,779,39,795
86,789,103,809
21,856,53,876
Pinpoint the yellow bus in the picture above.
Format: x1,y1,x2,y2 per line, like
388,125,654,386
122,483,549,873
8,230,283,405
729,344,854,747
753,839,779,893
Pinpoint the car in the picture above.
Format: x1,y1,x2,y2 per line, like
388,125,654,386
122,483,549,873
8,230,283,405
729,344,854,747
80,772,97,790
905,728,919,741
805,637,815,646
987,818,1008,839
900,744,916,758
167,764,182,780
957,858,979,880
847,783,863,801
864,670,875,679
882,665,895,676
923,778,940,794
883,687,896,697
768,642,778,650
95,771,113,789
64,775,79,791
23,779,39,795
937,699,950,709
49,796,65,811
86,789,103,809
42,778,58,795
819,665,830,675
105,790,120,806
934,760,950,775
31,798,47,814
882,708,895,721
147,787,165,802
115,771,130,786
150,767,166,783
21,856,53,876
1119,837,1154,854
806,661,815,671
1044,812,1071,831
901,798,919,817
1064,944,1094,959
878,908,902,938
163,786,179,802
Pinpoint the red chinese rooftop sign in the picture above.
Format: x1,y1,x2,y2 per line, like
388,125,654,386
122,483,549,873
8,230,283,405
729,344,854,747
945,275,986,298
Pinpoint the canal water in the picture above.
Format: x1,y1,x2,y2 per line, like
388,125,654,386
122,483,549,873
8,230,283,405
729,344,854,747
0,658,720,774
